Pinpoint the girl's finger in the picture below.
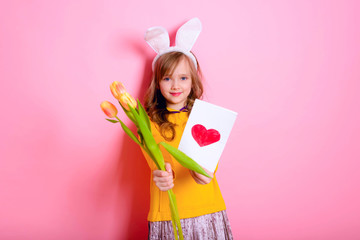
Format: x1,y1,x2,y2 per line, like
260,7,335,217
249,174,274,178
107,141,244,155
157,181,173,187
153,170,169,177
189,170,211,184
156,181,174,191
165,162,172,173
154,175,173,183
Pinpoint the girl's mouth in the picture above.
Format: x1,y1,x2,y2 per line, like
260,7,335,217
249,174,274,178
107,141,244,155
170,92,182,97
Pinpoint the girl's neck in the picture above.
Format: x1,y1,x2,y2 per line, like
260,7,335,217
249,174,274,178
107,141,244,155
166,103,186,111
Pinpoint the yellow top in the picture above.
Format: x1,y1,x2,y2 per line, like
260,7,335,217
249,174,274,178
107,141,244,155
141,108,226,222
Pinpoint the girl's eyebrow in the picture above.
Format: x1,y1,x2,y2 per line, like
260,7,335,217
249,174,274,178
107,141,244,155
163,73,189,78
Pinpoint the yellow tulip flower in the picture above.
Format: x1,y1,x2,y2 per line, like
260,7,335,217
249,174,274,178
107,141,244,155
119,92,137,111
100,101,118,118
110,81,126,100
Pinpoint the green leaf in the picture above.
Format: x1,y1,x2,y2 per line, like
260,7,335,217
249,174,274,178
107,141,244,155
137,99,151,132
115,116,141,146
106,118,119,123
159,142,212,179
143,146,160,170
137,129,144,145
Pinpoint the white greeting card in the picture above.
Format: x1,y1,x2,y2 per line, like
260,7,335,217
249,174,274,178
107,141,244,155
178,99,238,172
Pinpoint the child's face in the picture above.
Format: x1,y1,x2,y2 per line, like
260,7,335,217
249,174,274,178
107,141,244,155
159,58,192,110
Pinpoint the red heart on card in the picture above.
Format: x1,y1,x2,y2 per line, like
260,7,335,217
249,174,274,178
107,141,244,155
191,124,221,147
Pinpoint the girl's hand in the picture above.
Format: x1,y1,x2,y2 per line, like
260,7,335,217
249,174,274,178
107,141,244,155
189,167,214,185
153,162,174,191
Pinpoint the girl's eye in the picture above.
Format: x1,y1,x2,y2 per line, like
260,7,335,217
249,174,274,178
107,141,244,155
181,77,187,80
163,77,170,81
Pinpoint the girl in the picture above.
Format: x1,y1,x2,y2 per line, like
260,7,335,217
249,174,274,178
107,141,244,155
142,18,233,239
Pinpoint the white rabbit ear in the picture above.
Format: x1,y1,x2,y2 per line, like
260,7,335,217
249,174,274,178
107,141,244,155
175,18,202,52
144,26,170,54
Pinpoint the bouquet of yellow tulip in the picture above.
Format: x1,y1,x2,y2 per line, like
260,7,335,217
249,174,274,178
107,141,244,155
100,81,211,240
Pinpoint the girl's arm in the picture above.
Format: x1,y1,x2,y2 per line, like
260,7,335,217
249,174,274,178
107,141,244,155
189,167,214,185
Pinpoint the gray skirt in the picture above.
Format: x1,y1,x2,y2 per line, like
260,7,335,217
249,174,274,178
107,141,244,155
148,210,233,240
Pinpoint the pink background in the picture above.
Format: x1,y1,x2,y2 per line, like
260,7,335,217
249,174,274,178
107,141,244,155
1,1,360,239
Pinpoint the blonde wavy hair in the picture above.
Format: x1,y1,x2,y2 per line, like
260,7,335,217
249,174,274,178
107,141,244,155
144,51,203,141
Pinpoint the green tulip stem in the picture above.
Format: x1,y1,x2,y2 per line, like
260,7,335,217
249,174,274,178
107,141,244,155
115,116,141,146
129,105,165,170
118,101,138,126
168,189,183,240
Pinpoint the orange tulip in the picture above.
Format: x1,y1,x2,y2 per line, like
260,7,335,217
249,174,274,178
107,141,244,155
110,81,126,100
100,101,118,118
119,92,137,111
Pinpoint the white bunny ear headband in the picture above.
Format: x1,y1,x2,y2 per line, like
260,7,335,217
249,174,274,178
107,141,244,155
144,17,202,71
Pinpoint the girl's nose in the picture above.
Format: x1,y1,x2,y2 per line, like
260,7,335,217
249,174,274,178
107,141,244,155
171,79,180,89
